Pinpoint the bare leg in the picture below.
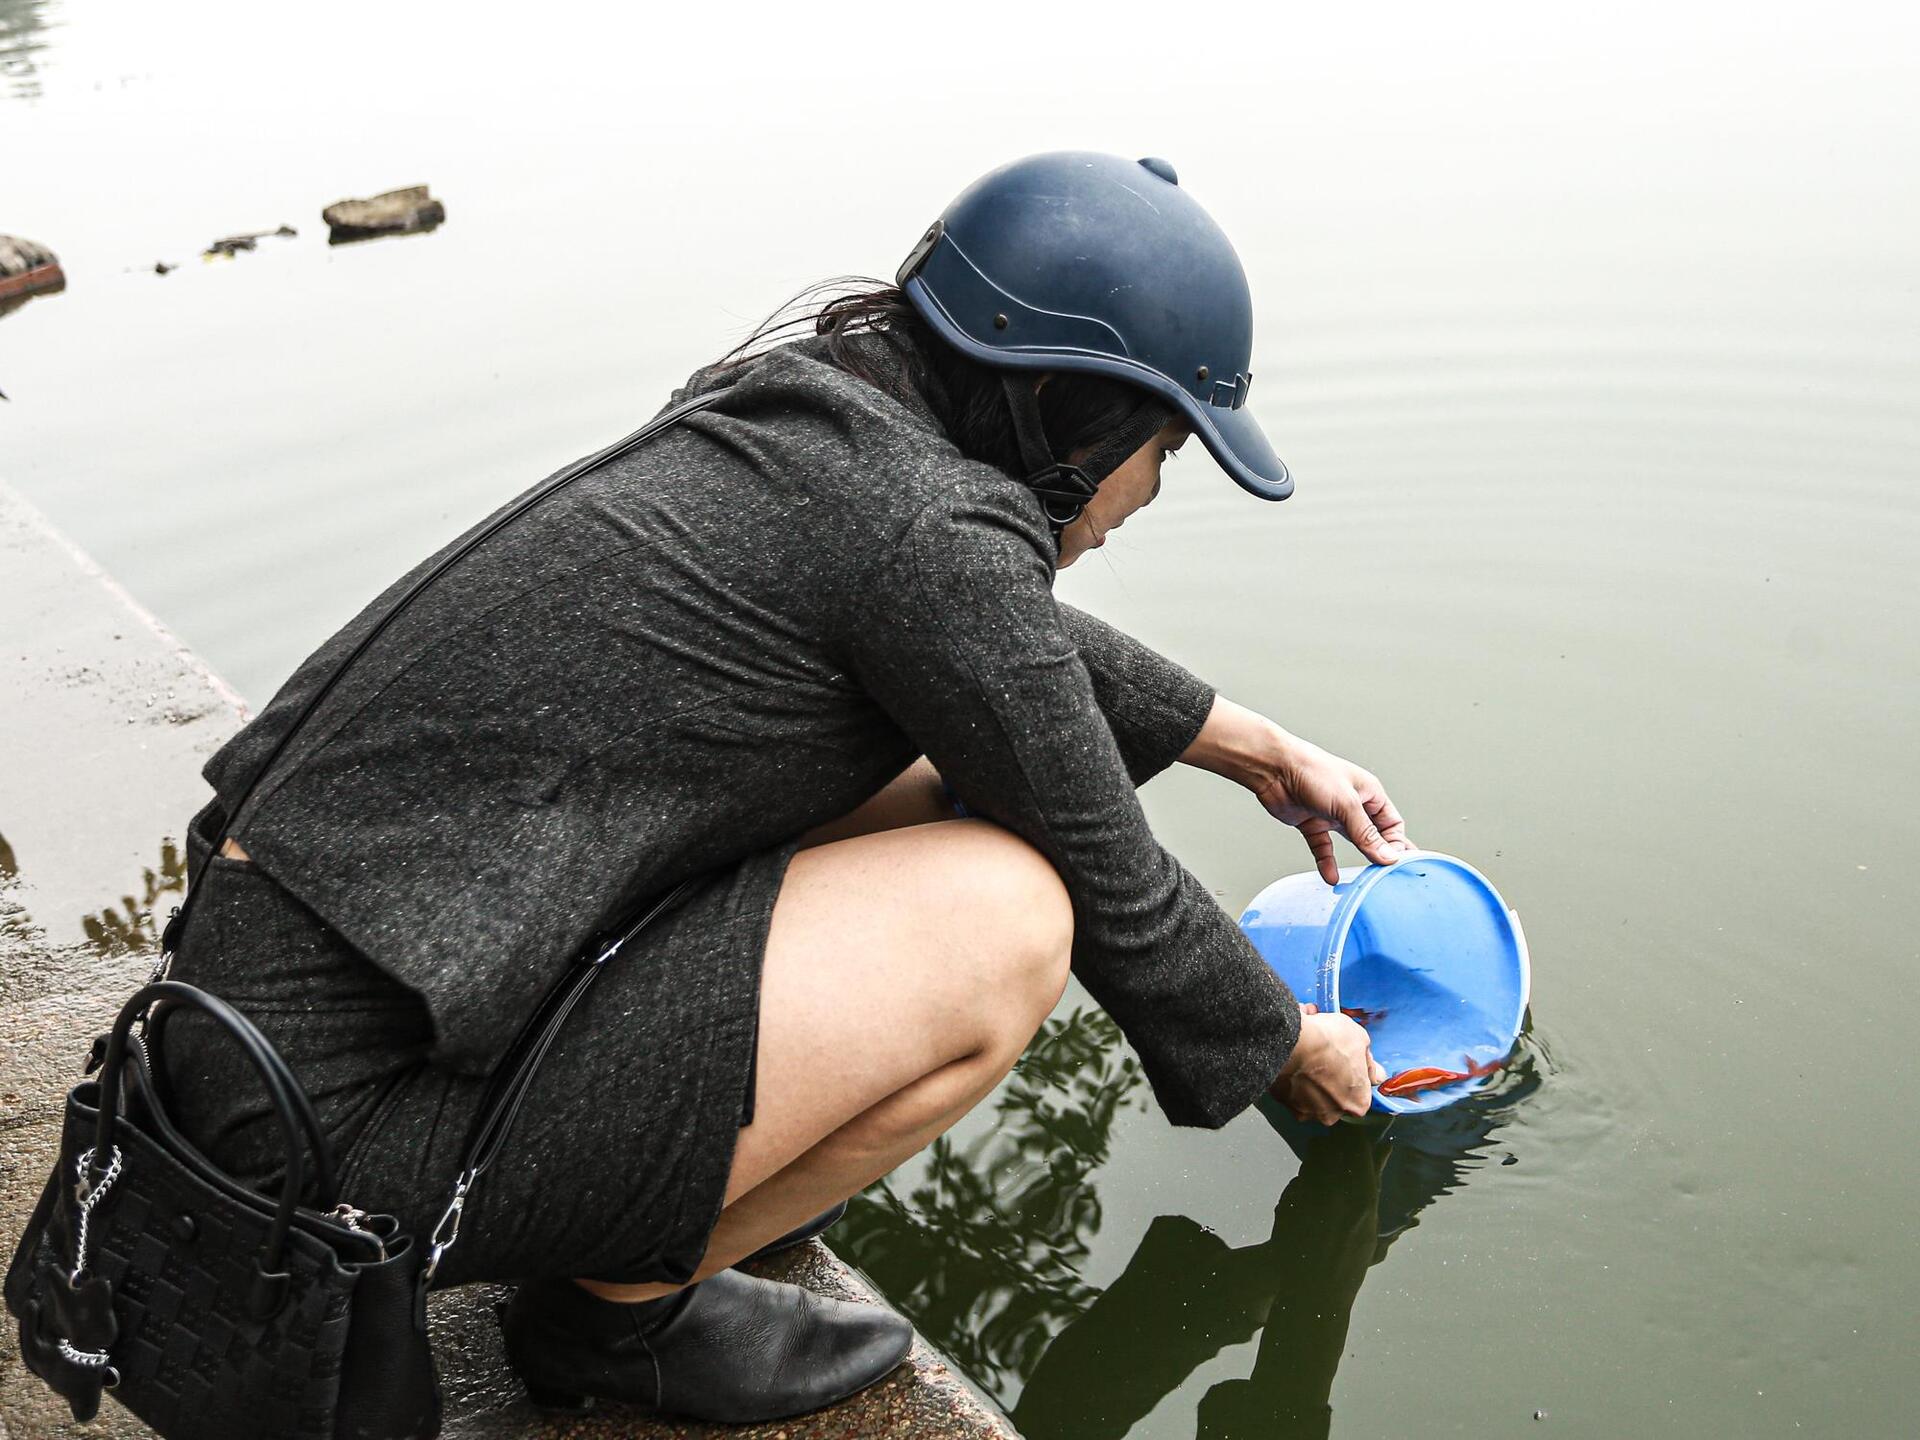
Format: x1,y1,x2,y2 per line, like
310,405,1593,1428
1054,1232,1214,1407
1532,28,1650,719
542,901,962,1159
583,813,1070,1301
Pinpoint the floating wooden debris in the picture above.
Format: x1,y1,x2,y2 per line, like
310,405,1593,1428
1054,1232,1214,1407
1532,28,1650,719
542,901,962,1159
322,185,446,244
0,235,66,310
202,224,297,259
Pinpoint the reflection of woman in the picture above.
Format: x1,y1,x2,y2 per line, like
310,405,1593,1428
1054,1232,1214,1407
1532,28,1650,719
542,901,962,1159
1013,1121,1385,1440
163,152,1405,1423
1196,1123,1384,1440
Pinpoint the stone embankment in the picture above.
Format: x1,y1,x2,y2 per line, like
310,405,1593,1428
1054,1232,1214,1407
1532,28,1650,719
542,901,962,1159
0,480,1012,1439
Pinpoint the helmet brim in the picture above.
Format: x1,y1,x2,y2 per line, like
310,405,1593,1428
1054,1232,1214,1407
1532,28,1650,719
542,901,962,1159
1174,389,1293,502
905,275,1293,502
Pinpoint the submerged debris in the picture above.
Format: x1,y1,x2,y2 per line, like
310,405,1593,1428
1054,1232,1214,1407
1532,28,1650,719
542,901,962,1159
322,185,446,244
202,224,297,259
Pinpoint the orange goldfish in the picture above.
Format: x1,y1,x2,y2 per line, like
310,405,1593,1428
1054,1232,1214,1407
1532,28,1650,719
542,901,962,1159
1378,1054,1504,1099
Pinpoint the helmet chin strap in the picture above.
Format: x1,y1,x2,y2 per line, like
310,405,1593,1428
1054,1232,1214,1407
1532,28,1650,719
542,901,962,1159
999,376,1173,546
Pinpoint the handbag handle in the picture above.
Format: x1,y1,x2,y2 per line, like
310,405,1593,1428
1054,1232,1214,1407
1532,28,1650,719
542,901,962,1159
92,982,332,1313
141,999,335,1203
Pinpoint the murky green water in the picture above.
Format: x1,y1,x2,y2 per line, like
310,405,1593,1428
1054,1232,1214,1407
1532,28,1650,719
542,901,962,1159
7,4,1918,1434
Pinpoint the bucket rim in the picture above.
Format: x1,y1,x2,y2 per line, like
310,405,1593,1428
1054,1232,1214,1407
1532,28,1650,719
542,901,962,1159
1316,851,1531,1115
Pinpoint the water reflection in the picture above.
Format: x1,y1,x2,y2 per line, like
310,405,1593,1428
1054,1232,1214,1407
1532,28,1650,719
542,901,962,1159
80,836,186,955
0,829,26,943
843,1010,1545,1435
0,827,186,953
1014,1120,1381,1440
0,0,56,101
1366,1027,1548,1260
837,1007,1149,1393
0,827,38,948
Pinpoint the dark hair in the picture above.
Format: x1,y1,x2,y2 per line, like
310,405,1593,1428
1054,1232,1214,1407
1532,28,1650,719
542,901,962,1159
717,278,1155,476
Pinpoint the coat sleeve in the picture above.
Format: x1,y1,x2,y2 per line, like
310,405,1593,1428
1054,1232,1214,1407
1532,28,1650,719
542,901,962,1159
841,479,1300,1128
1056,603,1216,786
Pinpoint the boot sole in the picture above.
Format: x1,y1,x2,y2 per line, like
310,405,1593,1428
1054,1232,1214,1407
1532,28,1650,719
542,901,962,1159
521,1352,912,1426
525,1382,596,1415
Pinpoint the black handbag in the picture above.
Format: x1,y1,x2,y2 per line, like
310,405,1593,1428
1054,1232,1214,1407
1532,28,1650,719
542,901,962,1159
4,390,721,1438
5,982,440,1440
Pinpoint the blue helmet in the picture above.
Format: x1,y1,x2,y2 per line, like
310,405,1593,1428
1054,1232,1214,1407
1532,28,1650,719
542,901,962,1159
897,151,1291,503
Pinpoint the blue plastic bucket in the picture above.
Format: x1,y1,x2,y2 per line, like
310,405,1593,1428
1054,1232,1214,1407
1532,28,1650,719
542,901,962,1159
1238,852,1529,1115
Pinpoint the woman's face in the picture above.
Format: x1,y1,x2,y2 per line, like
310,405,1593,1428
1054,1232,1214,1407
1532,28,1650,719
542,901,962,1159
1055,421,1191,569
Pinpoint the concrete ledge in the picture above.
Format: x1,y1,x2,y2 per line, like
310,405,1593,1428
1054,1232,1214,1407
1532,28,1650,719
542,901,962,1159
431,1251,1010,1440
0,481,1012,1440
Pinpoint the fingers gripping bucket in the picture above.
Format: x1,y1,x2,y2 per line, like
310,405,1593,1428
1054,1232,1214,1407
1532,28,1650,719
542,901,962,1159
1238,852,1529,1115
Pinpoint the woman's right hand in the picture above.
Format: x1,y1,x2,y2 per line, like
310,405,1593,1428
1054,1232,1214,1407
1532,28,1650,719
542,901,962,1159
1269,1003,1385,1124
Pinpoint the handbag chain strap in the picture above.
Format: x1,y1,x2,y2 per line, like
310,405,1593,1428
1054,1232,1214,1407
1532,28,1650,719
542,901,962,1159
149,389,725,1285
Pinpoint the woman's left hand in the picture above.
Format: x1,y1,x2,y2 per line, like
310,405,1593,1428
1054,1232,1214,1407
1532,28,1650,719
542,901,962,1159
1251,732,1412,884
1182,698,1414,884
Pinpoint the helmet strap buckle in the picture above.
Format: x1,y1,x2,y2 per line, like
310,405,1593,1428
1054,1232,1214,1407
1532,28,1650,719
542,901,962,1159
999,375,1086,541
1026,463,1097,528
998,374,1175,545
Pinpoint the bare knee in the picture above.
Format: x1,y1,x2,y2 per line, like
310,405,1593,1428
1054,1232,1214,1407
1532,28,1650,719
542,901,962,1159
947,822,1073,1044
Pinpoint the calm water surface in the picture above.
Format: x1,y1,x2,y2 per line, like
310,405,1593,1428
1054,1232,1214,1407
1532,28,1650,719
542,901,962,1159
5,4,1917,1435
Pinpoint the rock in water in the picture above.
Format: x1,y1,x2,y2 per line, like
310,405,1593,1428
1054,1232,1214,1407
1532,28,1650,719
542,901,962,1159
0,235,66,312
322,186,447,243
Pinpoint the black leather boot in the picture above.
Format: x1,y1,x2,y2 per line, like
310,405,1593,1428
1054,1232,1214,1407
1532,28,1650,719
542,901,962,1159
500,1269,912,1423
738,1199,848,1264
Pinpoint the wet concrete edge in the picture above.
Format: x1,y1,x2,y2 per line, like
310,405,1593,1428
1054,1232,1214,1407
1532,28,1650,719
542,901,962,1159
0,479,1015,1440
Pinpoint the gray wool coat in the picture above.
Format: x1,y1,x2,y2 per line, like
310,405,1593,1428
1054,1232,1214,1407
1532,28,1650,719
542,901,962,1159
197,334,1301,1130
